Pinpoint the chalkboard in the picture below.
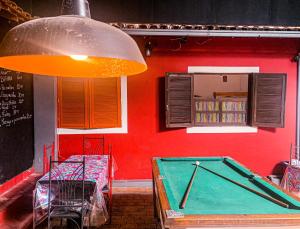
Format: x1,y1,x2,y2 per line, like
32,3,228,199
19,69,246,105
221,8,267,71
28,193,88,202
0,68,34,184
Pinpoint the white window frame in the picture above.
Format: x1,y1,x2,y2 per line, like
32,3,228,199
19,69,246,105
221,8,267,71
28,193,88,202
57,76,128,134
187,66,259,134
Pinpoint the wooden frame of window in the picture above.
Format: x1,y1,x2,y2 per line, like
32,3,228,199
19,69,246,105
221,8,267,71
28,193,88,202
165,73,287,128
57,77,121,129
89,78,121,128
249,73,286,128
57,78,89,128
165,73,194,128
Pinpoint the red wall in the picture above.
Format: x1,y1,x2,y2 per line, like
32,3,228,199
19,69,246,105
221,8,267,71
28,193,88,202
59,37,299,180
0,167,34,195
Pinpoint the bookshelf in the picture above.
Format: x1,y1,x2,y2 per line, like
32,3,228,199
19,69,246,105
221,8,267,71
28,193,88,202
194,97,247,126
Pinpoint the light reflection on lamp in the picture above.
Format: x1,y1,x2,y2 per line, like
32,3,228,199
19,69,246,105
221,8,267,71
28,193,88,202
70,55,88,61
0,0,147,78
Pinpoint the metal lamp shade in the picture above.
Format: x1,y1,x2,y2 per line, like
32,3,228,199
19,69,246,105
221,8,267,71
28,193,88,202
0,16,147,77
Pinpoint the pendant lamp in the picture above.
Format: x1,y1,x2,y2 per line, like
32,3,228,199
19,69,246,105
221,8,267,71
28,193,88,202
0,0,147,78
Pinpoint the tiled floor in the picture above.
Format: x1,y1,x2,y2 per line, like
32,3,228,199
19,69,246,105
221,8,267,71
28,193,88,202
0,174,41,229
5,176,299,229
0,177,159,229
101,187,159,229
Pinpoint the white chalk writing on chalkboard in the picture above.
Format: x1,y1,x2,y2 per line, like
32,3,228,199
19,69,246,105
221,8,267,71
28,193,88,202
0,113,33,127
0,70,32,128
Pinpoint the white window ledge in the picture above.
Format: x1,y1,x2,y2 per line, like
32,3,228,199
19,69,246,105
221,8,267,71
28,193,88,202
57,76,128,135
188,66,259,74
57,126,127,134
187,126,258,134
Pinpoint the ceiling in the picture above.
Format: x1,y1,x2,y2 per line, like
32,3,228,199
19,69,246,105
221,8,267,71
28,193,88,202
19,0,300,26
2,0,300,42
1,0,300,28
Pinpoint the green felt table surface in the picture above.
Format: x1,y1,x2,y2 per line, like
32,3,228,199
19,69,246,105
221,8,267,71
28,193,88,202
156,157,300,215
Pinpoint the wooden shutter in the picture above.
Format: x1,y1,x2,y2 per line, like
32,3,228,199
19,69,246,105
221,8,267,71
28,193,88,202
58,77,89,128
249,73,286,128
89,78,121,128
165,73,194,128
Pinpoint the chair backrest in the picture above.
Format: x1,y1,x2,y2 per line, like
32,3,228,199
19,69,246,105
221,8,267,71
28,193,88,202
83,136,105,155
43,142,55,174
47,156,86,213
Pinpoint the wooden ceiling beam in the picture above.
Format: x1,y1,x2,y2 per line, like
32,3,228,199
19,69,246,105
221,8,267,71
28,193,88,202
0,0,33,23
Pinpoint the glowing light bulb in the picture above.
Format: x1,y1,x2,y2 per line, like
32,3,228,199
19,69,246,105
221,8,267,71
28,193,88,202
70,55,88,61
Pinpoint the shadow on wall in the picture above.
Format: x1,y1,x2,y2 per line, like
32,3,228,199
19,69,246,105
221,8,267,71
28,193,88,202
259,127,277,133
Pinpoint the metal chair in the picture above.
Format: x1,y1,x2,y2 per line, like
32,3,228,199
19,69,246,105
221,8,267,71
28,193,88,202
47,156,88,229
82,136,113,223
102,144,113,224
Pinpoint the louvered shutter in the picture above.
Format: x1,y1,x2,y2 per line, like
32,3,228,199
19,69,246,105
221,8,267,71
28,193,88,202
58,77,89,128
249,73,286,128
165,73,194,128
89,78,121,128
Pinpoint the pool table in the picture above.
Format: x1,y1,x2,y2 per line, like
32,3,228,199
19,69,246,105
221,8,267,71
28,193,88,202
152,157,300,228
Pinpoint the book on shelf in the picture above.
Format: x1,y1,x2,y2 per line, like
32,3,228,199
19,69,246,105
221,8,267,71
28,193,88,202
195,100,219,111
221,113,246,123
196,112,219,123
221,101,247,112
194,97,247,125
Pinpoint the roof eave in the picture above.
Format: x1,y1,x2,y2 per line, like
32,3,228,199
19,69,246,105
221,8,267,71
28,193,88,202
123,28,300,38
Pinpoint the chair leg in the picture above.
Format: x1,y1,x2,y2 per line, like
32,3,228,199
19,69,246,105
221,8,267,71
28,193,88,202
109,197,112,224
32,212,35,229
67,218,81,229
48,217,51,229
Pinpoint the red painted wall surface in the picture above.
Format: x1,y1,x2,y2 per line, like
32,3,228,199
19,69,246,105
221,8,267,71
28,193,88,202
59,37,299,179
0,167,34,195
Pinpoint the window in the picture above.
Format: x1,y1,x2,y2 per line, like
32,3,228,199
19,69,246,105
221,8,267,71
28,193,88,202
194,73,248,126
57,77,122,129
165,72,286,129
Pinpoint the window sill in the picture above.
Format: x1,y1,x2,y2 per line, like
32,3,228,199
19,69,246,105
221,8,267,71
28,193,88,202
57,126,128,135
186,126,258,134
